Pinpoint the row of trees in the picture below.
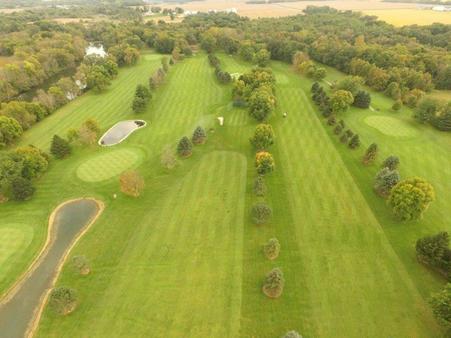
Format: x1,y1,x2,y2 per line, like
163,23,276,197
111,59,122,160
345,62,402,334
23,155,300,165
208,54,232,84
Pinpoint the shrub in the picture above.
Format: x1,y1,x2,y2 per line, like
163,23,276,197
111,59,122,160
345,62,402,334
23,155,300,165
392,100,402,111
72,255,90,275
262,267,284,298
348,134,360,149
382,155,400,170
362,143,378,165
49,287,78,315
255,151,275,175
333,124,343,135
345,129,354,138
283,331,302,338
264,238,280,260
430,284,451,331
50,135,71,159
177,136,193,157
251,202,272,225
11,177,35,201
192,126,207,145
119,170,145,197
253,175,267,197
135,84,151,100
373,167,400,197
388,177,435,221
160,145,178,169
250,124,275,150
340,133,349,143
416,232,450,279
132,96,147,113
327,115,337,126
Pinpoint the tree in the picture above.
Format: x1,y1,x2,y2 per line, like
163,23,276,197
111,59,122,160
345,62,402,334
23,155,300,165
135,84,151,100
249,88,276,122
86,67,110,92
255,151,275,175
177,136,193,157
49,287,78,316
252,202,272,225
334,124,343,135
71,255,90,275
192,126,207,145
11,177,35,201
264,238,280,260
253,49,270,67
172,47,182,62
161,57,169,73
416,232,450,278
253,176,267,197
336,76,363,95
250,124,275,150
160,145,178,169
353,90,371,108
50,135,71,159
327,115,337,125
312,67,327,81
388,177,435,221
348,134,360,149
362,143,378,165
330,90,354,114
430,284,451,331
0,116,23,148
382,155,400,170
120,170,145,197
414,98,439,123
15,146,49,180
262,267,284,298
340,133,349,144
392,100,402,111
132,96,147,114
374,167,400,197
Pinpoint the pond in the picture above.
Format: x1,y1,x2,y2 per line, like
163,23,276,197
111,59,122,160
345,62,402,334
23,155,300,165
0,199,103,338
98,120,147,146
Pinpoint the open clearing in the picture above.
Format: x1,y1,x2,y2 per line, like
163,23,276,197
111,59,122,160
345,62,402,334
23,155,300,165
362,9,451,26
364,115,419,137
1,51,449,337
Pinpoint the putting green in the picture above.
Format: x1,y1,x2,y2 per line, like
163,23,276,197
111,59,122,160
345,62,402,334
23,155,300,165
0,225,33,280
364,115,418,137
76,148,143,182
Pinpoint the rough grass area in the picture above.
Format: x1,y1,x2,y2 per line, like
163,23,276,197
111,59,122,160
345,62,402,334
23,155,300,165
364,115,419,137
362,9,451,26
76,148,143,182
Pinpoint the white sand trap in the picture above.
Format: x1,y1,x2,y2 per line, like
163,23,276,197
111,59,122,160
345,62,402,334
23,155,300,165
98,120,147,146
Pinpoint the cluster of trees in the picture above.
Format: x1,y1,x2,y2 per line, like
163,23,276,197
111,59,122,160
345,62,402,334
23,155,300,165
233,68,276,121
311,83,360,149
414,98,451,131
149,58,169,89
293,51,326,81
0,145,49,201
67,119,101,146
208,54,231,84
176,126,207,158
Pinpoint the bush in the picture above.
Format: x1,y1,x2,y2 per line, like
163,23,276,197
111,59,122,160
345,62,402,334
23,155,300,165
255,151,275,175
49,287,78,315
392,100,402,111
262,268,284,298
192,126,207,145
333,124,343,135
362,143,378,165
264,238,280,260
388,177,435,221
177,136,193,157
119,170,145,197
160,145,178,169
250,124,275,150
373,167,400,197
327,115,336,126
50,135,71,159
253,176,267,197
135,84,151,100
345,129,354,138
11,177,35,201
251,202,272,225
416,232,450,279
382,155,400,170
339,133,349,143
72,255,90,275
430,284,451,331
348,134,360,149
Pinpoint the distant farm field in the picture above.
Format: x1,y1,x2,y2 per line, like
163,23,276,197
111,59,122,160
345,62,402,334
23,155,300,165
362,9,451,26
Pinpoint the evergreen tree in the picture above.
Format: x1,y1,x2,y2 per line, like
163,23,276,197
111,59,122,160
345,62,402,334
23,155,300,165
327,115,337,126
373,167,400,197
192,126,207,145
262,267,285,298
11,177,35,201
416,232,450,278
362,143,378,165
348,134,360,149
50,135,71,159
382,155,400,170
334,124,343,135
430,284,451,331
340,133,349,143
132,96,147,113
177,136,193,157
353,90,371,108
135,84,151,100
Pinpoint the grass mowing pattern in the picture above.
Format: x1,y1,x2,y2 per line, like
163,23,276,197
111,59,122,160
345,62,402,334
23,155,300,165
0,225,33,283
1,53,447,337
76,148,143,182
364,115,419,137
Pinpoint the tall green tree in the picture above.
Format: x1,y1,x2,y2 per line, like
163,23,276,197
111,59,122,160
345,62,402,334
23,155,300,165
50,135,71,159
249,124,275,150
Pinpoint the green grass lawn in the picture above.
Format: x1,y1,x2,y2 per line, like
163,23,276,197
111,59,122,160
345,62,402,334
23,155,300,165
1,52,449,337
